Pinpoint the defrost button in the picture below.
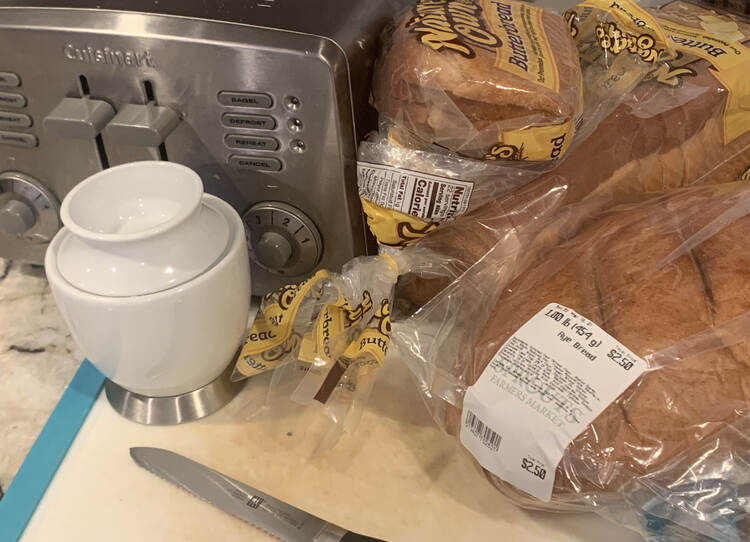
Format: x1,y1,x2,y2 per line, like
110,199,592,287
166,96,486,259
222,113,276,130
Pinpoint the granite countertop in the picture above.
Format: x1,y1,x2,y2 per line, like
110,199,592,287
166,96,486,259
0,258,81,495
0,257,644,542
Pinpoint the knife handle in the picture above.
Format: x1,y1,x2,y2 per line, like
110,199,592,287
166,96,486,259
340,532,385,542
317,522,385,542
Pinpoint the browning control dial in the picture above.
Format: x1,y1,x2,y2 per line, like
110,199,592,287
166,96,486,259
242,202,322,276
0,172,59,241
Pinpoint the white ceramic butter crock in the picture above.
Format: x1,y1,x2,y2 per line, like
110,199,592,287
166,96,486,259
45,161,251,397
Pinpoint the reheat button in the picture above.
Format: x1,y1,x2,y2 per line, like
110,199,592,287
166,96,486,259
225,134,279,151
0,111,32,128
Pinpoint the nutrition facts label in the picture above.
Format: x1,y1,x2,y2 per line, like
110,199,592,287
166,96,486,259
357,162,474,222
461,303,647,501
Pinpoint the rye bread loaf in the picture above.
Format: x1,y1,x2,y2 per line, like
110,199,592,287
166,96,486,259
458,185,750,508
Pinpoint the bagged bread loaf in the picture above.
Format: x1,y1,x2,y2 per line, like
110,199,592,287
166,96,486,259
392,182,750,540
362,0,678,247
397,0,750,306
372,0,683,163
372,0,584,161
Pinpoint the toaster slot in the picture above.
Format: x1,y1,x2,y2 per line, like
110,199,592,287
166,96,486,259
143,80,170,162
78,75,110,170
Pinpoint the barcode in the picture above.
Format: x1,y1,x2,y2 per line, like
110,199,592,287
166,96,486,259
465,410,502,452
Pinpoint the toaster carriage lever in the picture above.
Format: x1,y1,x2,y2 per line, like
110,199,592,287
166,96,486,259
43,97,115,139
103,103,180,146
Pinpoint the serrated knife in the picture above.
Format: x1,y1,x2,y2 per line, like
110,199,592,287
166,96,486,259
130,447,384,542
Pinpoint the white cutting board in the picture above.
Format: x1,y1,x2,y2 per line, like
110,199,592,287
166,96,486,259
21,357,642,542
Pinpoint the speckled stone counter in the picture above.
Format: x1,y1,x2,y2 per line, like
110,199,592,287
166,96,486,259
0,258,81,493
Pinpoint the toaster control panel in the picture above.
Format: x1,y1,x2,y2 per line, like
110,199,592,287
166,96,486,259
0,8,370,294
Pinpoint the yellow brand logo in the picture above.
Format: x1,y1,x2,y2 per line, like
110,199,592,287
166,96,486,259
564,9,578,38
408,0,501,58
596,22,661,62
261,333,301,363
345,291,374,327
668,34,730,59
395,220,438,246
607,1,648,29
375,299,391,337
485,143,525,161
549,133,567,160
647,61,696,87
354,300,392,358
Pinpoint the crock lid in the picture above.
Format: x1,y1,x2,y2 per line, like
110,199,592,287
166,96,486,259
55,161,231,297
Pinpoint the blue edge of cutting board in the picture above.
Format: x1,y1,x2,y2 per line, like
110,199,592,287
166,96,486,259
0,360,104,542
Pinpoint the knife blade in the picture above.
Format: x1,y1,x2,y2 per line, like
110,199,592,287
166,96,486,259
130,447,384,542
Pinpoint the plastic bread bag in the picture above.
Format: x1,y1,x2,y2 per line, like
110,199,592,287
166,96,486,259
356,131,550,246
393,170,586,309
231,254,402,448
558,0,750,201
393,0,750,308
390,180,750,541
617,414,750,542
564,0,676,128
584,0,750,194
359,0,678,247
371,0,677,163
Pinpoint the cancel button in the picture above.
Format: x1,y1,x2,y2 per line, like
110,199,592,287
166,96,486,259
230,155,282,172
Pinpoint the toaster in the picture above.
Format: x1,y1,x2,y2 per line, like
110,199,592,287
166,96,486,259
0,0,406,294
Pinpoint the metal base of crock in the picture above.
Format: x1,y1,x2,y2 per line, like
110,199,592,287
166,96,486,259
103,362,245,425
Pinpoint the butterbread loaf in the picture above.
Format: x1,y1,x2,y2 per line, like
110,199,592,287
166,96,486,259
373,0,582,161
459,184,750,508
400,1,750,307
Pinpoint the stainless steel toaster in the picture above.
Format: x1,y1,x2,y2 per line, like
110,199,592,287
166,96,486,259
0,0,406,293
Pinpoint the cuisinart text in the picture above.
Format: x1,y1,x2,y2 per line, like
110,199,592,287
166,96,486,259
63,43,155,68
